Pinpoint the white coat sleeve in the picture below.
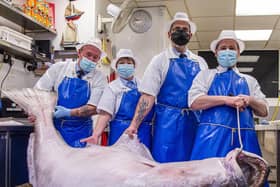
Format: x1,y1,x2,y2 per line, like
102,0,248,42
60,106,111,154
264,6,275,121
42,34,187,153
97,86,116,116
34,63,61,91
139,56,163,97
188,70,212,106
249,78,269,114
198,56,209,70
87,72,107,107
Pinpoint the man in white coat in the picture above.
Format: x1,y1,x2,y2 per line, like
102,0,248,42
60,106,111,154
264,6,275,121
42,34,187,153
34,38,107,148
125,12,208,163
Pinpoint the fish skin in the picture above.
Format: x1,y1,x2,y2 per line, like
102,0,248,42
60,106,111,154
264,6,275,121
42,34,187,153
3,88,270,187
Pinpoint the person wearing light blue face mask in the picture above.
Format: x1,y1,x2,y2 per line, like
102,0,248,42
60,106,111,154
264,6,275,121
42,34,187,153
33,38,108,148
79,56,97,73
188,31,268,172
81,49,154,150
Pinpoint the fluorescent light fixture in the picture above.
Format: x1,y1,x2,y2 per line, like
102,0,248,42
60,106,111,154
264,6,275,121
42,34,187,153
238,55,259,63
238,67,254,73
234,30,272,41
236,0,280,16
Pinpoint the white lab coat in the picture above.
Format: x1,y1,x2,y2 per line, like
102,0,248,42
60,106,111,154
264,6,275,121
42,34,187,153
97,77,139,119
188,66,269,115
139,47,208,97
34,60,107,106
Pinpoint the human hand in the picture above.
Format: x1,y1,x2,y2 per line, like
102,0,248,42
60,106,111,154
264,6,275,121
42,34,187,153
125,125,138,139
53,106,71,118
238,94,251,107
225,96,247,111
80,134,99,144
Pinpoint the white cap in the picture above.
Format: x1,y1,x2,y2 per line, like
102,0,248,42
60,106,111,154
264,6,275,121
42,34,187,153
168,12,196,34
76,38,107,58
111,49,139,70
210,30,245,53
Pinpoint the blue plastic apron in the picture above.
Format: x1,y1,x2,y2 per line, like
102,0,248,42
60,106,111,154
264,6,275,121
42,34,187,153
152,57,201,163
190,69,262,160
53,76,93,148
109,87,154,149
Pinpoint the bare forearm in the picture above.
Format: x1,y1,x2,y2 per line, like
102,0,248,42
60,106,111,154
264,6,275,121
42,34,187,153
131,94,155,128
71,104,97,117
249,97,268,117
94,111,111,137
191,95,227,110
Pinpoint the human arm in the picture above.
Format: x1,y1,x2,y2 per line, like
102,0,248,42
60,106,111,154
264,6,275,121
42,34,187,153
70,104,97,117
189,69,248,111
125,93,155,137
68,71,108,118
80,83,117,143
52,104,97,118
125,55,163,137
238,95,267,117
191,95,248,111
240,75,268,117
80,110,112,144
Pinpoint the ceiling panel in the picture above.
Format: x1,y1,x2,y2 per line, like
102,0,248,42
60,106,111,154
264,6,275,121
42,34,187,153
270,30,280,41
188,42,200,50
185,0,235,17
235,16,278,30
199,42,212,50
190,35,198,42
244,41,266,49
196,31,220,42
266,41,280,49
276,20,280,29
165,0,187,16
193,17,233,32
105,0,280,50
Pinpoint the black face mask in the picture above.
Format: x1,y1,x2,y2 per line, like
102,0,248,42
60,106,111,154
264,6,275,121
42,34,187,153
171,29,190,46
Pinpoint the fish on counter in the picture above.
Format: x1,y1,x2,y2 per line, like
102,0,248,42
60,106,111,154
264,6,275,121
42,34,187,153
4,88,270,187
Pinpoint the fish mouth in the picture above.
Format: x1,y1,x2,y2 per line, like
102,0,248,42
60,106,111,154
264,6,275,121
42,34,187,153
235,149,270,186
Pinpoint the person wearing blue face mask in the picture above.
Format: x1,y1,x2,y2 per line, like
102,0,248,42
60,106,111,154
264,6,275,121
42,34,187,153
33,38,107,148
188,30,268,161
81,49,154,149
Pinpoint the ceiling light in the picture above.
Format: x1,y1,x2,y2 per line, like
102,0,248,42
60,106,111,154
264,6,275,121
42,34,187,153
238,67,254,73
234,30,272,41
238,55,259,62
236,0,280,16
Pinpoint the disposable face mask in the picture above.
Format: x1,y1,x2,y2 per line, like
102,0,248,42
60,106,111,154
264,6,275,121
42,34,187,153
217,49,238,68
171,29,190,46
117,64,135,78
80,57,97,73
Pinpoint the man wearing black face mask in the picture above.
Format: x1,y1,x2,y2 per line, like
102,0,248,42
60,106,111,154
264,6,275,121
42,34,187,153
125,12,208,163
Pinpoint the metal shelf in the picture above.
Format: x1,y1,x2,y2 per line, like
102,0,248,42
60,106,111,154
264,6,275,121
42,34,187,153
0,0,56,35
0,40,50,62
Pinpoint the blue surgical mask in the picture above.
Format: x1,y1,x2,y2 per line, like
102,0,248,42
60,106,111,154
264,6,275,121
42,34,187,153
217,49,238,68
79,57,97,73
117,64,135,78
